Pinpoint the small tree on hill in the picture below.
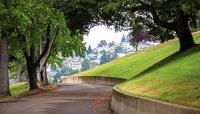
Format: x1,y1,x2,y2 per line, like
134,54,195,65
129,25,152,52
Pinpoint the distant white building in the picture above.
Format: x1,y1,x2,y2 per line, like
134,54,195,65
117,53,126,58
87,53,97,60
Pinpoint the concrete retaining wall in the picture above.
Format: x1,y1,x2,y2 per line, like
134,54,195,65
61,76,200,114
60,76,125,86
111,88,200,114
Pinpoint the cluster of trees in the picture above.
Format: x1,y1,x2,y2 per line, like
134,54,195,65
81,59,91,71
100,52,112,65
1,0,199,96
0,0,85,96
53,66,79,83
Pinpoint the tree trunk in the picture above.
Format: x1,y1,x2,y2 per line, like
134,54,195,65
0,31,11,96
176,9,195,51
135,43,139,52
17,62,22,82
25,46,38,90
26,56,38,90
19,71,28,82
40,63,48,86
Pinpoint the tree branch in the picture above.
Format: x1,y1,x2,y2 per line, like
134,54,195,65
40,28,60,67
131,0,177,31
34,23,51,68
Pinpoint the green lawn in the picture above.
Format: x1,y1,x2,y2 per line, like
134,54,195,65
74,32,200,108
117,44,200,108
74,33,200,79
74,40,179,79
10,82,29,96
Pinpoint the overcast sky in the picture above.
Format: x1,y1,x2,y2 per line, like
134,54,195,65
84,25,130,48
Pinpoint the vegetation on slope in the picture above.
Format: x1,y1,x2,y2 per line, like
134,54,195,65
74,40,179,79
74,33,200,79
75,32,200,108
117,44,200,108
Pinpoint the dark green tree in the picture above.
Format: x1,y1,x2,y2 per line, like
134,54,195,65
121,35,127,43
100,52,110,65
81,59,90,71
108,41,115,48
87,45,93,55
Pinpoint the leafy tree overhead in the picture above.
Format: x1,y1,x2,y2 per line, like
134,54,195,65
0,0,86,92
56,0,200,51
15,0,64,89
0,0,20,96
102,0,200,51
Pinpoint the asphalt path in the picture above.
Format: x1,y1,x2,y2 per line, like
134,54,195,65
0,84,114,114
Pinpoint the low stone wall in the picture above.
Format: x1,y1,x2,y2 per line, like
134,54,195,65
60,76,125,86
61,76,200,114
111,88,200,114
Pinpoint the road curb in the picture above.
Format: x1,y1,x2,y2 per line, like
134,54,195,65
111,87,200,114
60,76,125,86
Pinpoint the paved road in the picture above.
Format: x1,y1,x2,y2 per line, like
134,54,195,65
0,84,113,114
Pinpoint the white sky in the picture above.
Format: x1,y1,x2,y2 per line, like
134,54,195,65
84,25,130,48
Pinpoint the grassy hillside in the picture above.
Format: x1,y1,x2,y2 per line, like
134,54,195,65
74,40,179,79
74,32,200,108
117,44,200,108
74,33,200,79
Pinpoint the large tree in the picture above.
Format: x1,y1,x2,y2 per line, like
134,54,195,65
57,0,200,51
12,0,85,89
0,0,18,96
104,0,200,51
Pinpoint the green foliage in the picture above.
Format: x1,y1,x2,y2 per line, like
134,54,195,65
55,0,107,33
81,59,90,71
53,66,79,82
100,51,110,65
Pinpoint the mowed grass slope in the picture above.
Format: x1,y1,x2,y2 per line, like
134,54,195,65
74,41,179,79
117,44,200,108
74,33,200,80
75,32,200,108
